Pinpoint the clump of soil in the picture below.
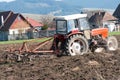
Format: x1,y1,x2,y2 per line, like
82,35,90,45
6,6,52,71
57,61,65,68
0,36,120,80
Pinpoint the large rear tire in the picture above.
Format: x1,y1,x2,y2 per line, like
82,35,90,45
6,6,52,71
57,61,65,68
65,34,89,56
107,36,118,51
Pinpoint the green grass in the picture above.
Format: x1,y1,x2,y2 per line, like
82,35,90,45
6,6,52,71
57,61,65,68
0,37,52,44
109,31,120,36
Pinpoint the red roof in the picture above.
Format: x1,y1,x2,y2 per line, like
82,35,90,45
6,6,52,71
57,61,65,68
26,17,43,27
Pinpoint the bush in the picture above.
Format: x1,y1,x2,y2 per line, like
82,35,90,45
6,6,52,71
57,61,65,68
41,24,48,30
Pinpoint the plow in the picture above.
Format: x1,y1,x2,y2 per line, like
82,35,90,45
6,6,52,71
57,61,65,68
8,14,118,57
9,37,54,54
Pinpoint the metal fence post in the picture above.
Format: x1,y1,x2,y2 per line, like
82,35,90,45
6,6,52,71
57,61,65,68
47,30,49,37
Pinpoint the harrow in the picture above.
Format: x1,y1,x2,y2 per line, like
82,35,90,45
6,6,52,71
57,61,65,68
9,37,56,55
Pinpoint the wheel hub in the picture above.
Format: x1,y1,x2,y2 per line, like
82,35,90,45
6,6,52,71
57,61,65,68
108,41,116,50
70,42,81,56
107,36,118,51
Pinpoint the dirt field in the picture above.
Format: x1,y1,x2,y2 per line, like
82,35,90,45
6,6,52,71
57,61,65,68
0,35,120,80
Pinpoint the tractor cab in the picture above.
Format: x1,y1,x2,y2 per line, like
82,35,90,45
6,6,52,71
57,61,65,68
54,14,90,35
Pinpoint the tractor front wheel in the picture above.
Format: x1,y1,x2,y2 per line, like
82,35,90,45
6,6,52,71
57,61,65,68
65,34,88,56
107,36,118,51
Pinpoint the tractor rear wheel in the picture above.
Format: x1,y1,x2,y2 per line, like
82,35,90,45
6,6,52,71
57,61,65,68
65,34,88,56
107,36,118,51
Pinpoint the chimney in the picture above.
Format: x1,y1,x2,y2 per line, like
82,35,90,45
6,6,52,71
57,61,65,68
1,15,4,26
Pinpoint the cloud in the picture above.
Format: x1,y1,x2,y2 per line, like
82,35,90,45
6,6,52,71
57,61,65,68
0,0,16,3
49,10,62,15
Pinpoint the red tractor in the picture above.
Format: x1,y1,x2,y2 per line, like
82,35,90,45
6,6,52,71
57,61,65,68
52,14,118,56
11,14,118,56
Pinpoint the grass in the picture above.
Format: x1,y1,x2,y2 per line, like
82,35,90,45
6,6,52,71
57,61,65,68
0,37,52,44
109,31,120,36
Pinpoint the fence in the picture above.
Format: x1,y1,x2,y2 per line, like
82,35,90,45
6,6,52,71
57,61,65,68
7,30,56,41
32,30,56,38
114,24,120,32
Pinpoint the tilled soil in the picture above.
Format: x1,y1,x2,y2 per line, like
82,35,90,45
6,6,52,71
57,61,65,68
0,35,120,80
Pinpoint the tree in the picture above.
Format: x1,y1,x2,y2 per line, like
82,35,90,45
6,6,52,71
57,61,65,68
40,14,54,30
41,24,48,30
95,12,103,27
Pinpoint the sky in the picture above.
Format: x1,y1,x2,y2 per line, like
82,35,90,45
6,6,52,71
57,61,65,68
64,0,120,9
0,0,15,2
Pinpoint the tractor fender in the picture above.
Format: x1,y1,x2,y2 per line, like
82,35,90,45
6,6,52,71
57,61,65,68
67,32,83,38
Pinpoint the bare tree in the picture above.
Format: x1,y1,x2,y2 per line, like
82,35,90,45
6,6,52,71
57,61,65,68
40,14,54,30
95,12,103,27
96,16,103,27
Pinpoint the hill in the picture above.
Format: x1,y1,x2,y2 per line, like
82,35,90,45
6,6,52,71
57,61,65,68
0,0,119,15
0,0,81,15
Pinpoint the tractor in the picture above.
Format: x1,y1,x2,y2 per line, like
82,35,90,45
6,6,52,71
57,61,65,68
52,14,118,56
10,14,118,56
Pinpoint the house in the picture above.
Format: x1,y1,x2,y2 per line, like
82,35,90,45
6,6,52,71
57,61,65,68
0,11,32,41
113,4,120,31
26,17,44,38
113,4,120,20
81,9,105,19
26,17,43,31
89,11,118,32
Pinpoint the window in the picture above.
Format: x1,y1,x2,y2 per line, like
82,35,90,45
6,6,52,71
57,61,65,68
67,20,76,32
79,18,90,30
13,31,15,35
56,20,67,34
